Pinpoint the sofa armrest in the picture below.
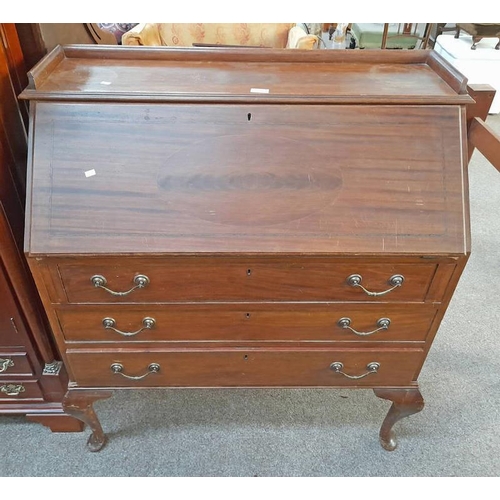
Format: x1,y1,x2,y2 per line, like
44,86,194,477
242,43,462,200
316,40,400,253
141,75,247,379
122,23,162,46
287,26,319,49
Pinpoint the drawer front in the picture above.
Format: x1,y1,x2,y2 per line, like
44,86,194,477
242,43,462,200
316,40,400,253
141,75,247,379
0,380,43,401
57,259,437,303
58,304,437,343
0,352,34,377
0,312,26,348
0,270,26,347
67,348,424,388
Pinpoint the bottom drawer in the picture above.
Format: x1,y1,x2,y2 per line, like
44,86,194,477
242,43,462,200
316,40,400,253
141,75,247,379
0,380,43,401
67,348,424,388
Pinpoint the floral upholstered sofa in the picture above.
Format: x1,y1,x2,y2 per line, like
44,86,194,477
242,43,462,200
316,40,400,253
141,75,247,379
121,23,318,49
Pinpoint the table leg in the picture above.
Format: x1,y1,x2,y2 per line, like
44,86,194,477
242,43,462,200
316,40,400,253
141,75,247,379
373,387,424,451
62,389,112,452
471,36,483,50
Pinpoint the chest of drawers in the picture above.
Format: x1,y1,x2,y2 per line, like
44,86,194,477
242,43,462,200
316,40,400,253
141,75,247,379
0,25,83,433
20,45,483,452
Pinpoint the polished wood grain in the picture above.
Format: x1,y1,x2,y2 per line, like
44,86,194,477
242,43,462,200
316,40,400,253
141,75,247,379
469,118,500,174
27,104,466,255
56,303,437,343
466,84,496,163
0,24,80,430
0,380,43,400
412,254,469,380
20,46,472,105
0,24,29,127
14,23,47,74
66,347,424,388
62,389,112,451
26,413,84,432
374,387,424,451
466,84,496,127
0,261,30,348
55,258,438,303
0,207,54,361
0,352,33,376
426,50,469,95
0,26,28,198
22,47,480,451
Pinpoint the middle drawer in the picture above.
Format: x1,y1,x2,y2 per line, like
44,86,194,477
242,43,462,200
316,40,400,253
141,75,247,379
55,260,438,304
57,303,437,343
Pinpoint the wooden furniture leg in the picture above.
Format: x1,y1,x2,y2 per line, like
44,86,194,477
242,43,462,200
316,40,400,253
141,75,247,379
373,388,424,451
471,36,482,50
455,25,500,50
62,390,112,452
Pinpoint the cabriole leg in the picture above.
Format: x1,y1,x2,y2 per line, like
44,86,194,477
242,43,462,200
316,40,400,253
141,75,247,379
62,389,112,452
471,36,482,50
373,387,424,451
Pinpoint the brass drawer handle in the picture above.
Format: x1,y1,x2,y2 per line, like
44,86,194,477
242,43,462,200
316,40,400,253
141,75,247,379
102,317,156,337
338,317,391,337
91,274,150,297
0,384,26,396
110,363,160,380
330,362,380,380
0,358,15,373
346,274,404,297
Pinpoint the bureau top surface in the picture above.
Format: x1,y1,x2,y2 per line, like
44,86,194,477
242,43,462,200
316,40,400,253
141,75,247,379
19,45,472,105
24,46,470,256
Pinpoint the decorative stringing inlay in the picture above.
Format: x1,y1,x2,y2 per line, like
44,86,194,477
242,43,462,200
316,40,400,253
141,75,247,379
157,134,343,226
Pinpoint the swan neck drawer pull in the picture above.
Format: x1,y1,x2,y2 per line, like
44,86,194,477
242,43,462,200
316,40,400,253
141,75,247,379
330,362,380,379
102,317,156,337
0,358,14,373
338,317,391,336
347,274,404,297
0,384,25,396
110,363,160,380
90,274,150,296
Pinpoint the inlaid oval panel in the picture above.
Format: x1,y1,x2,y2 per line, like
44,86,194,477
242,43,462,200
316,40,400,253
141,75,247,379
157,133,343,226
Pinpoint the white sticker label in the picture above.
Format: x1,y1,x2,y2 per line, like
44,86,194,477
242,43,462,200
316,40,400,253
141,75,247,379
84,169,96,178
100,81,111,85
250,88,269,94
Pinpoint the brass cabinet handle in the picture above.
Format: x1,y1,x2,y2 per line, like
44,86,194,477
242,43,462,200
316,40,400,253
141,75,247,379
110,363,160,380
0,358,14,373
346,274,404,297
90,274,150,297
0,384,26,396
330,362,380,380
102,317,156,337
337,317,391,337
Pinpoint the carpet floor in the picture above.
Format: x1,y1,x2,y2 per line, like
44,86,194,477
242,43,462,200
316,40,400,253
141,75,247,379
1,115,499,477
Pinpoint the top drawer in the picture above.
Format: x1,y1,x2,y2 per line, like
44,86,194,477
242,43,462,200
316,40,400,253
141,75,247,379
53,258,438,304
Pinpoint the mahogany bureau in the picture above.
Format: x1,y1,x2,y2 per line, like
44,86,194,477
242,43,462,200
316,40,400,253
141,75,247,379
20,45,479,451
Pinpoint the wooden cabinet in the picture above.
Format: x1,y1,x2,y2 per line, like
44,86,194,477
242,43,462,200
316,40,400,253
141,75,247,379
0,24,82,432
19,45,496,451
